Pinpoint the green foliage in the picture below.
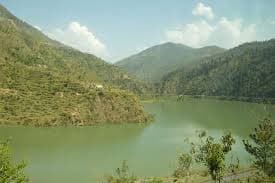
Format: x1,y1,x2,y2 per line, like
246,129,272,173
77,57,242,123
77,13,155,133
0,140,28,183
173,131,237,182
160,40,275,100
173,152,192,179
243,118,275,178
105,161,137,183
116,42,225,82
193,131,236,183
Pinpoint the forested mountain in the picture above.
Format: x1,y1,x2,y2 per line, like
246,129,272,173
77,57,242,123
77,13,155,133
0,4,151,126
160,39,275,99
116,42,225,82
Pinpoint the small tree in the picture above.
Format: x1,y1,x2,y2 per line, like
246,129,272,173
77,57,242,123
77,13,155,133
194,131,235,183
105,160,137,183
173,152,192,180
243,118,275,177
0,140,28,183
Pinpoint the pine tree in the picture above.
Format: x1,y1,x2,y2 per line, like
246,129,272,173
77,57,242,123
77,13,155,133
243,118,275,177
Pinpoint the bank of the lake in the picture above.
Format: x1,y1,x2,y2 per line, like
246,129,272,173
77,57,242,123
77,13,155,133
140,94,275,104
0,98,274,183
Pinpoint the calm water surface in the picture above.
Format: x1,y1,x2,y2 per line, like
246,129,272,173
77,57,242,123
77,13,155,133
0,98,274,183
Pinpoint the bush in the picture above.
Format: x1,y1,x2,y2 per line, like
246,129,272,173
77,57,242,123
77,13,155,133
173,152,192,179
104,161,137,183
0,140,28,183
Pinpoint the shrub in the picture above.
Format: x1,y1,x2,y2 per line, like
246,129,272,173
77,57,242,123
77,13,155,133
0,140,28,183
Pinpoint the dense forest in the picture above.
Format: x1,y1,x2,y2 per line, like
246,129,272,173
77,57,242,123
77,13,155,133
0,5,151,126
159,40,275,100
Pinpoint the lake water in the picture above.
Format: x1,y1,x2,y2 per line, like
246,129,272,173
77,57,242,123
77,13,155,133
0,98,274,183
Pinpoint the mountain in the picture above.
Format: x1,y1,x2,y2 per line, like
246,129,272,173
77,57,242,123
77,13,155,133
0,5,151,126
116,42,225,82
160,39,275,100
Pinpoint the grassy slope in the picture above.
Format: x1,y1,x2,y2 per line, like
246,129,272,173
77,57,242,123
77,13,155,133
0,5,151,126
116,42,225,82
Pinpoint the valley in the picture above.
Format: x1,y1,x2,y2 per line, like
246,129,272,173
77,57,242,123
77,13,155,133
0,2,274,183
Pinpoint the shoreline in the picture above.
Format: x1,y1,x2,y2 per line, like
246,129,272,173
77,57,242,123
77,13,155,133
140,94,275,105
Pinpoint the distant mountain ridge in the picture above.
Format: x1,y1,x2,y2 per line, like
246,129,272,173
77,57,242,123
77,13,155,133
116,42,225,82
0,4,151,126
160,39,275,100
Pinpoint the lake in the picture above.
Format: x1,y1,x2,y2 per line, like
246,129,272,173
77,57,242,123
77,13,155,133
0,98,274,183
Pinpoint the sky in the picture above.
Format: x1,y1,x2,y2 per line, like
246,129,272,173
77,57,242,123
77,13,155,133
1,0,275,62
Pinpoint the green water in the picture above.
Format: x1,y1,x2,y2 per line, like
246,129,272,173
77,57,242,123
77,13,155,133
0,98,274,183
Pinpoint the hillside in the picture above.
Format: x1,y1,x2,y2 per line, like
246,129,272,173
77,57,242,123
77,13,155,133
116,42,225,82
160,39,275,100
0,4,151,126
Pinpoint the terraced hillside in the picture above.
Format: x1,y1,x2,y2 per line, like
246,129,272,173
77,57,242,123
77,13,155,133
0,4,151,126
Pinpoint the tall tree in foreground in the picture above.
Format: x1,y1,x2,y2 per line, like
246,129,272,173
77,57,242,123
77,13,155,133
243,118,275,178
194,131,236,183
0,140,28,183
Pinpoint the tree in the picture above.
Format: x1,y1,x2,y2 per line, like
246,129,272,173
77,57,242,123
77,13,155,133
173,152,192,180
243,118,275,178
194,131,235,183
0,140,28,183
